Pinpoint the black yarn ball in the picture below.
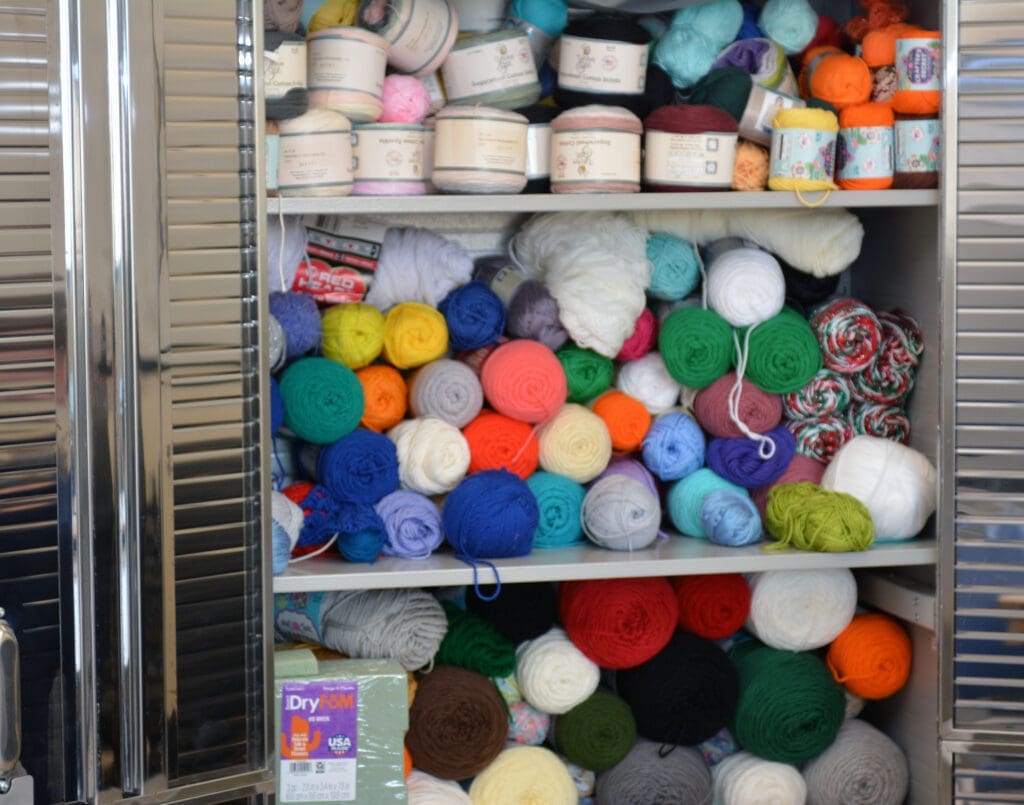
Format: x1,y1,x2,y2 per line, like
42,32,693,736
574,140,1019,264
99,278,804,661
616,630,739,746
465,582,559,646
780,258,842,309
644,64,678,112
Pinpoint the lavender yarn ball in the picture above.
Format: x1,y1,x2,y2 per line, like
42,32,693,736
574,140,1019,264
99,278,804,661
595,457,659,497
700,489,763,547
374,489,444,559
269,291,321,358
706,426,796,489
641,412,706,482
439,280,507,351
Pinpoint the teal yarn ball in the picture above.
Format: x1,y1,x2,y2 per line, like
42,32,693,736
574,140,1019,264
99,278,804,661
672,0,744,50
526,471,586,549
647,233,701,302
758,0,818,55
508,0,569,38
667,467,749,539
279,357,364,445
654,26,718,90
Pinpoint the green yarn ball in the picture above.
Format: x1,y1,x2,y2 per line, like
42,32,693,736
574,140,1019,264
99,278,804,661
279,357,364,444
659,307,734,389
690,66,753,124
729,643,846,765
739,307,822,394
765,482,876,552
556,344,614,403
554,689,637,772
435,601,516,678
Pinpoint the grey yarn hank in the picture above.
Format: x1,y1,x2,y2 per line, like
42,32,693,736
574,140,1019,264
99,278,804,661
803,719,909,805
597,739,713,805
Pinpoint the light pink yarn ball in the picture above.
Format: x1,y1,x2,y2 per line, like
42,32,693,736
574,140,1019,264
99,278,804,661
379,75,431,124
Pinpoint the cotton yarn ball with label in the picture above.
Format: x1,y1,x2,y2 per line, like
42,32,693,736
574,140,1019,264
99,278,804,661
279,357,364,444
672,573,751,639
526,471,586,549
646,232,702,302
358,0,458,77
516,627,601,715
641,411,705,481
269,292,321,359
320,302,385,369
746,567,858,651
537,403,613,484
317,428,399,503
469,746,577,805
827,612,912,699
765,481,876,552
803,719,910,805
442,469,539,559
712,751,807,805
356,365,407,432
643,104,741,193
668,467,749,539
374,489,443,559
388,416,470,495
596,740,713,805
581,474,661,552
553,689,637,773
462,410,539,479
408,359,483,429
481,339,567,424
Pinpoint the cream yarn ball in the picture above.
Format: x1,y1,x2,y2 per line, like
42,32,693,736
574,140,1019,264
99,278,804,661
271,490,304,549
388,416,471,495
516,627,600,715
745,568,857,651
616,352,682,414
469,746,577,805
537,404,613,484
712,751,807,805
706,247,786,328
406,769,472,804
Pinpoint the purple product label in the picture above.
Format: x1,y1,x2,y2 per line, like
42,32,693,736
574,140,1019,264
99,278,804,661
838,126,893,180
896,39,941,91
280,680,359,802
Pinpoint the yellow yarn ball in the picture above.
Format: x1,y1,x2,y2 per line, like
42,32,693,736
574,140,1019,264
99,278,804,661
538,403,612,484
768,108,840,194
382,302,449,370
321,303,386,369
307,0,359,33
469,746,577,805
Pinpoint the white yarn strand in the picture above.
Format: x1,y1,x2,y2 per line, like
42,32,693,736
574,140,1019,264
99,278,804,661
729,328,777,459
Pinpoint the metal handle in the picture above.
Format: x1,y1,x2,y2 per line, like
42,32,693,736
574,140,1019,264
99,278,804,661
0,611,21,794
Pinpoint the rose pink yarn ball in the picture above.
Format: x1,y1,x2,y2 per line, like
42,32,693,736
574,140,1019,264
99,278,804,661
616,308,659,361
379,74,431,124
693,372,783,439
751,454,826,516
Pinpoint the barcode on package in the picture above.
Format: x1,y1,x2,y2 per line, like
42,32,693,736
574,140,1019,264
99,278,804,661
289,762,311,773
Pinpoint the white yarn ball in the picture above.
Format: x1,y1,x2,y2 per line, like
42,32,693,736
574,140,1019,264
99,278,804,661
265,214,306,293
581,475,661,552
515,627,600,715
616,352,682,415
271,490,304,550
821,435,938,540
745,568,857,651
406,770,472,804
388,416,471,496
706,247,786,328
365,226,473,311
712,751,806,805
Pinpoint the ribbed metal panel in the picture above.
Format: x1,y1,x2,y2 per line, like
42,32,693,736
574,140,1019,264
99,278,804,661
953,749,1024,803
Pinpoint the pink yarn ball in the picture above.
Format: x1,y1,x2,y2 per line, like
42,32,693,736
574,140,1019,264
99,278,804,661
616,308,658,361
379,74,431,124
750,454,826,516
693,372,783,439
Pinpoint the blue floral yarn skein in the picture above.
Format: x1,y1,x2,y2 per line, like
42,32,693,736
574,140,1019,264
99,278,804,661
443,469,540,559
317,429,399,504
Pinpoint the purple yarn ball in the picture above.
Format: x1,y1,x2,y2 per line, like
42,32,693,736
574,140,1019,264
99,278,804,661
705,426,796,489
269,291,321,359
712,38,772,73
374,489,444,559
595,457,659,497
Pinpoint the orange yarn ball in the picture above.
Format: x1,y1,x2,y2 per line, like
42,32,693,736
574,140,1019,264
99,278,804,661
892,30,942,116
838,103,895,190
799,45,843,99
356,365,408,432
826,612,912,699
861,23,920,69
732,140,769,191
590,390,651,453
462,410,539,479
809,54,873,111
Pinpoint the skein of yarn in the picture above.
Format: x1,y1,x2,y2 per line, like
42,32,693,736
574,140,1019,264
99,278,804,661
741,307,822,394
469,746,578,805
732,140,771,190
408,359,483,429
438,280,506,351
481,339,567,423
596,741,712,805
379,73,432,124
643,105,740,192
838,102,895,189
765,481,876,551
695,372,783,439
320,302,385,369
374,489,444,559
617,353,682,415
827,612,912,699
768,108,839,192
551,691,637,778
358,0,458,77
746,568,858,651
527,471,586,549
707,247,786,327
537,403,613,484
701,489,763,546
441,29,540,109
516,627,601,715
351,122,430,196
388,416,471,495
442,469,539,559
714,37,798,94
277,109,353,197
759,0,818,54
557,345,615,404
706,425,797,489
432,105,529,193
751,453,826,515
672,573,751,640
712,751,807,805
317,429,399,503
366,226,473,310
668,468,748,539
279,357,364,444
270,291,321,358
616,307,658,361
893,30,942,115
654,0,743,90
306,26,388,122
463,410,539,479
435,601,516,678
356,365,407,433
465,581,559,645
641,411,706,482
803,719,910,805
659,307,734,389
382,302,449,370
590,390,651,453
809,53,873,112
646,231,701,301
472,256,568,350
550,105,643,194
581,475,661,551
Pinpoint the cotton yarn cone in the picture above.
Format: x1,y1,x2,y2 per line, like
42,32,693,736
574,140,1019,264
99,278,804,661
590,390,651,453
596,740,712,805
537,403,613,484
746,567,858,651
557,345,614,403
465,581,559,646
481,339,567,424
462,410,539,479
765,481,876,552
356,365,408,432
435,601,516,678
516,627,601,715
553,689,637,772
279,357,364,444
382,302,449,370
442,469,539,559
826,612,912,699
672,573,750,640
469,746,577,805
659,307,734,389
712,751,807,805
803,719,910,805
694,372,783,440
321,302,386,369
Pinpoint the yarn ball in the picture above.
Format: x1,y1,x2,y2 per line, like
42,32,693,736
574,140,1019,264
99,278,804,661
690,67,754,124
654,25,721,90
436,600,516,678
641,412,705,482
507,700,552,746
559,577,679,670
596,741,712,805
810,298,884,374
508,0,569,38
269,291,322,358
732,140,770,191
317,428,399,503
481,339,568,424
537,404,613,484
527,471,586,549
557,345,615,403
827,612,913,699
821,435,937,539
271,520,291,575
729,643,845,764
475,255,570,350
356,365,408,433
284,482,336,553
746,568,858,651
465,581,559,646
321,302,385,369
712,751,807,805
668,468,749,539
659,307,734,389
672,573,751,640
554,690,637,772
408,359,483,429
765,481,876,552
809,54,873,111
701,489,763,546
581,475,661,552
751,453,826,516
741,307,822,394
590,390,652,453
802,719,909,805
780,258,841,308
379,74,431,124
516,627,601,715
783,368,851,419
382,302,449,370
272,489,304,551
616,308,658,361
706,425,796,488
270,376,285,435
406,665,509,781
388,417,471,496
463,410,539,479
707,248,786,328
469,746,577,805
279,357,364,444
618,630,740,746
758,0,818,54
335,507,387,563
374,489,444,559
366,226,473,310
674,0,744,49
647,232,701,301
438,280,506,351
406,770,471,804
694,372,783,439
596,456,658,497
443,470,539,559
616,353,682,415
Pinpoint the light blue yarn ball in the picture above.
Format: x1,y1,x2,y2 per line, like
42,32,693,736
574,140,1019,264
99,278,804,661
647,233,702,302
758,0,819,55
527,471,587,549
508,0,569,38
667,468,748,539
654,26,719,90
642,412,706,482
672,0,744,50
700,489,763,547
272,521,291,575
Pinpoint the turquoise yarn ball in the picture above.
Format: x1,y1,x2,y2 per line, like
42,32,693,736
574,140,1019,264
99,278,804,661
527,471,586,549
654,26,718,89
647,233,701,302
758,0,818,55
672,0,744,50
667,467,749,539
279,357,364,445
508,0,569,38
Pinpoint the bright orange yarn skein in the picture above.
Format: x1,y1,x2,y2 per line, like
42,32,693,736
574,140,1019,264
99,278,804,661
809,54,873,111
826,612,912,699
462,410,539,479
838,103,895,190
356,365,408,432
861,23,920,69
591,390,651,453
893,30,942,115
799,45,843,98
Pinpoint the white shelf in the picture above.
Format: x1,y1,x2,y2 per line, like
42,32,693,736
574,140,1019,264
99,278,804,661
856,570,937,630
273,538,938,593
267,189,938,217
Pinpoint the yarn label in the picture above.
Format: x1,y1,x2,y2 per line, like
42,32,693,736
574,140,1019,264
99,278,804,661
896,37,941,91
557,35,648,95
280,680,358,802
551,130,640,187
769,128,837,183
434,117,528,174
644,131,737,188
838,126,893,180
274,592,327,643
299,219,384,303
488,265,527,306
388,0,456,75
308,35,387,98
352,126,426,182
278,131,353,192
441,35,538,103
265,42,307,100
739,85,803,146
894,119,940,173
526,123,551,179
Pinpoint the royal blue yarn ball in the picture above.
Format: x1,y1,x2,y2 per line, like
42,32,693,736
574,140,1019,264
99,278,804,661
272,521,291,575
706,425,796,489
443,469,540,559
317,429,399,504
642,412,706,482
335,500,387,563
438,280,507,351
269,291,321,359
701,489,763,547
270,376,285,436
295,484,345,548
737,2,761,39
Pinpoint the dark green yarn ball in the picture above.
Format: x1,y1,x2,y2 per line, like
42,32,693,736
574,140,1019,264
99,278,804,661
554,689,637,772
556,344,615,403
659,306,734,389
435,601,516,678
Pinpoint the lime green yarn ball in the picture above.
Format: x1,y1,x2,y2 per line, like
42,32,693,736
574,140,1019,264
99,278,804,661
279,357,364,444
739,307,822,394
765,482,875,552
321,302,386,369
557,344,614,403
554,689,637,772
435,601,516,678
659,307,733,389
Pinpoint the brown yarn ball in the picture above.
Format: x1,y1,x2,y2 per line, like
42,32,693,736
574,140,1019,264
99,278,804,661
406,665,509,780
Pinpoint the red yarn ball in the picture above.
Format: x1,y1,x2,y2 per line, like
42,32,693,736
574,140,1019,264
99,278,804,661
672,573,751,640
559,577,678,670
283,481,314,506
693,371,783,439
616,308,659,361
750,453,826,516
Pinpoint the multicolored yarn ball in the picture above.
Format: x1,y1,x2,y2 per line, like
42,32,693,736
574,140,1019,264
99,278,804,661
557,345,615,403
694,371,783,439
616,308,658,361
269,291,322,359
659,306,734,389
810,298,884,374
746,568,859,650
596,741,712,805
765,481,875,552
802,719,909,805
712,750,807,805
382,302,449,370
826,612,912,699
849,403,911,443
878,308,925,366
668,468,749,539
590,390,651,454
698,726,740,767
279,357,364,444
537,404,613,484
850,312,922,404
438,280,507,351
559,577,678,670
672,573,751,640
408,359,484,429
554,690,637,772
641,411,705,481
507,700,552,746
616,352,682,415
492,673,523,706
374,489,443,559
740,307,822,394
700,489,764,546
317,428,399,503
442,469,539,559
463,410,539,480
436,600,516,678
379,74,431,124
481,339,568,424
581,475,661,552
356,365,408,432
388,416,471,496
646,232,701,301
526,471,586,549
466,581,560,646
706,425,797,489
787,414,856,464
516,627,600,715
469,746,577,805
321,302,386,369
783,368,852,419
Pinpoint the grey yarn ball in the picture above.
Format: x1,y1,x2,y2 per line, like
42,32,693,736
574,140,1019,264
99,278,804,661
408,359,484,429
803,719,909,805
597,739,712,805
269,314,287,372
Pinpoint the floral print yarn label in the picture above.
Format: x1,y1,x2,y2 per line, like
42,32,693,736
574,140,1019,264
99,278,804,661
896,38,941,91
838,126,893,180
895,119,940,173
770,128,836,182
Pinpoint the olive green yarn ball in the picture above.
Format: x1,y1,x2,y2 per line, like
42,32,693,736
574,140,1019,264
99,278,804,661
279,356,364,444
554,689,637,772
766,482,876,552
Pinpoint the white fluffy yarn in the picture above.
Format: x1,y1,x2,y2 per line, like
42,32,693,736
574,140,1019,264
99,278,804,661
388,417,471,496
745,568,857,651
712,751,806,805
406,770,472,804
514,212,652,357
581,475,661,552
821,435,938,540
706,247,786,328
469,746,577,805
616,353,681,415
803,720,909,805
271,490,304,550
365,226,474,311
266,214,306,293
515,627,600,715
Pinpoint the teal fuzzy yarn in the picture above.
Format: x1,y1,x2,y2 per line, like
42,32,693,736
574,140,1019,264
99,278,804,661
758,0,818,55
507,0,568,39
279,357,364,445
700,488,763,546
654,26,718,90
672,0,744,50
647,232,701,302
668,467,748,539
526,471,586,549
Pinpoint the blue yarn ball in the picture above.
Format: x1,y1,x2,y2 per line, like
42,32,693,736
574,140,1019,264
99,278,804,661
758,0,818,55
701,489,763,547
443,469,539,559
270,376,285,436
335,500,387,563
642,412,706,482
667,468,748,539
538,62,558,98
439,280,507,351
737,2,762,39
294,484,345,548
508,0,569,38
272,521,291,575
647,233,702,302
269,291,321,359
705,425,796,489
654,26,719,90
526,471,586,549
672,0,744,50
317,429,399,504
